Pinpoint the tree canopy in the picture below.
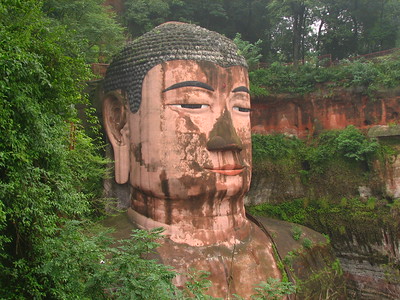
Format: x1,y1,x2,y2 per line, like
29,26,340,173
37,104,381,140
0,0,109,296
122,0,400,63
43,0,125,63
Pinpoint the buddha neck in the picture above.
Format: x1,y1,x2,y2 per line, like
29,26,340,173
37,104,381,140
127,189,251,247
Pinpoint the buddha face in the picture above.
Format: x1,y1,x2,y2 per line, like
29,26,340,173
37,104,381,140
105,60,252,211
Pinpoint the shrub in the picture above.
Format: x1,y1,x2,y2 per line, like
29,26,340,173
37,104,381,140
335,125,379,161
249,51,400,97
37,223,178,299
0,1,107,296
251,278,296,300
291,225,303,241
302,238,313,249
233,33,263,70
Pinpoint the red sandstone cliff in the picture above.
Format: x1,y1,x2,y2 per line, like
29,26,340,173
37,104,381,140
251,87,400,137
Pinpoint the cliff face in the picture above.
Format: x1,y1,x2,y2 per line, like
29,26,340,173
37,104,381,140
338,230,400,299
251,87,400,138
250,215,347,299
248,87,400,299
248,161,400,300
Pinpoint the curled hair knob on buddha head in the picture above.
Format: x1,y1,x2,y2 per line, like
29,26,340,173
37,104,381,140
104,22,247,113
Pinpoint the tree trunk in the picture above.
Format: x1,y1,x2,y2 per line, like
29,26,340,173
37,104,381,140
291,2,306,66
351,0,359,54
316,19,325,54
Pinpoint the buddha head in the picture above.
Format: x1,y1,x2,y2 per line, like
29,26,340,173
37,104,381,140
103,22,252,235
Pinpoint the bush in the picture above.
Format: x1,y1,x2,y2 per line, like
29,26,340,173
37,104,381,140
247,199,307,224
233,33,263,70
250,278,296,300
252,134,304,162
0,1,107,296
248,196,396,251
37,223,178,299
250,126,383,201
249,51,400,97
291,225,303,241
335,125,379,161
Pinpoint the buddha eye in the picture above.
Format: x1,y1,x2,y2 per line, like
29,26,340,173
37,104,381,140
233,106,251,113
172,104,209,109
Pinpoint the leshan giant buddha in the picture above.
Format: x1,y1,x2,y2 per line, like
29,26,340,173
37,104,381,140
102,22,343,299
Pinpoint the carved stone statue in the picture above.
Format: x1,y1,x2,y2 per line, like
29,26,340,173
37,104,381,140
102,22,343,298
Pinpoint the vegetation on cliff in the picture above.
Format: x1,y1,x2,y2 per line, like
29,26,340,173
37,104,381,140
251,126,382,201
0,0,109,296
249,125,398,233
248,127,400,295
249,51,400,97
43,0,125,63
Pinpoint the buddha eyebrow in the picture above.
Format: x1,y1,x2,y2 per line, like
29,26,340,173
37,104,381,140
232,86,250,93
162,81,214,92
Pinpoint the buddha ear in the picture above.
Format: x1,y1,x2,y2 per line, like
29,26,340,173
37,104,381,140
103,92,130,184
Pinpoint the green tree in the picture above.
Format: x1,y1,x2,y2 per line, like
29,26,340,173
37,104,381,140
120,0,400,62
356,0,400,53
123,0,233,40
233,33,263,69
315,0,365,59
263,0,400,62
174,0,227,32
37,224,179,299
124,0,184,37
0,0,106,297
314,0,400,59
267,0,317,63
43,0,125,63
251,278,296,300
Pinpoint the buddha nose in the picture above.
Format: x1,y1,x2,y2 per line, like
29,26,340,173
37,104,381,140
206,110,243,151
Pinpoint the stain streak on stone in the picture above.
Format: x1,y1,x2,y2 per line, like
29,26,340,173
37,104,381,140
207,110,243,151
133,142,143,164
160,170,172,224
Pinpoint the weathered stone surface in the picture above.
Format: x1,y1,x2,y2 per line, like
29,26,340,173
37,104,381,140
104,212,347,299
368,127,400,199
251,87,400,137
368,125,400,138
245,172,305,206
251,216,347,299
333,230,400,299
378,149,400,199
